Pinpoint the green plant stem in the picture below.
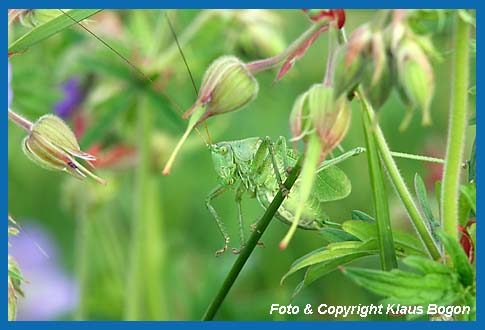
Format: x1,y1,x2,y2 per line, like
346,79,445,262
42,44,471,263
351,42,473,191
336,27,440,260
360,95,441,260
8,109,33,131
74,200,90,320
441,13,470,241
361,97,397,270
202,157,303,321
125,97,165,320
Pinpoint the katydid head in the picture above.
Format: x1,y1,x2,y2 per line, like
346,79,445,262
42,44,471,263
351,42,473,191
209,143,237,185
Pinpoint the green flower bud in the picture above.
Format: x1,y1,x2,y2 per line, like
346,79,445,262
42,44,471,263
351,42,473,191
184,56,258,120
332,44,369,98
361,55,394,110
310,85,352,158
290,84,351,159
396,39,434,126
22,115,106,184
289,90,313,143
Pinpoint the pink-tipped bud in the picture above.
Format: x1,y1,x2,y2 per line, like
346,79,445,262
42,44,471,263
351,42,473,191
22,115,106,184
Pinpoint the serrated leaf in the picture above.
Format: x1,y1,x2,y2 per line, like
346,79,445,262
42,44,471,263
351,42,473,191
437,231,474,287
351,210,375,223
8,10,101,54
343,264,463,306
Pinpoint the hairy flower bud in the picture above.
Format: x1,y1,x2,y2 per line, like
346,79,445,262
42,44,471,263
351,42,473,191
183,56,258,122
22,115,106,184
163,56,258,175
290,84,351,159
396,39,434,125
283,84,351,249
310,85,352,159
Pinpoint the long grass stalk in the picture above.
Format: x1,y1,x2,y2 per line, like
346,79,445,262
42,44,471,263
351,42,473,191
360,96,397,270
202,157,303,320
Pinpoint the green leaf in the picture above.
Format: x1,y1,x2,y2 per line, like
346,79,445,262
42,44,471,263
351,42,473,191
319,228,359,243
343,262,463,306
461,182,476,214
310,164,352,202
351,210,375,223
437,231,474,287
342,220,376,241
414,173,440,238
392,230,427,256
281,240,378,284
8,10,101,54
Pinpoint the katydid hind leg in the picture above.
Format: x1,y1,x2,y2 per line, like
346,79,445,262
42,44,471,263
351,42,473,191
206,185,231,256
266,136,289,197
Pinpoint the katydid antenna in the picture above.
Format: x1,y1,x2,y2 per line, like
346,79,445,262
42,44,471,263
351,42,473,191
58,9,209,146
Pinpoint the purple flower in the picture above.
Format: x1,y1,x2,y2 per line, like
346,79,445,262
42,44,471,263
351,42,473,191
8,61,13,107
53,78,84,119
9,223,78,320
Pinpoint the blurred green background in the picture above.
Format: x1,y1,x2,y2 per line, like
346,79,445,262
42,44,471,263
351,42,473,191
7,9,475,320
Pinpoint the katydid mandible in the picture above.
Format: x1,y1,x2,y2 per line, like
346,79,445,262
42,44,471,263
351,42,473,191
206,136,363,255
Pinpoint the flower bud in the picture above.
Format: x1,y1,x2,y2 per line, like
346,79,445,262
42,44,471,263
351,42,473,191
183,56,258,121
310,86,352,159
396,39,434,125
22,114,106,184
290,84,351,159
163,56,258,175
332,44,369,98
361,54,394,110
283,84,351,249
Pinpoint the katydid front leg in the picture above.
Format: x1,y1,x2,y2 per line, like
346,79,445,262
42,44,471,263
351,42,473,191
206,185,230,256
232,188,246,254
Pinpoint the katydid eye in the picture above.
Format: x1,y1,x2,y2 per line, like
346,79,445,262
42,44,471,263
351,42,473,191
220,146,228,154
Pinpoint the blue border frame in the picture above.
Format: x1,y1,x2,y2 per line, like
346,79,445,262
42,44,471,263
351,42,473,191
5,1,481,328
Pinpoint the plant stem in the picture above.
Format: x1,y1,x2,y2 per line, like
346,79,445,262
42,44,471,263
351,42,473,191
8,109,33,131
441,13,470,241
360,96,441,260
74,199,90,320
125,97,165,319
246,18,330,74
336,27,440,260
361,96,397,270
202,157,303,321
